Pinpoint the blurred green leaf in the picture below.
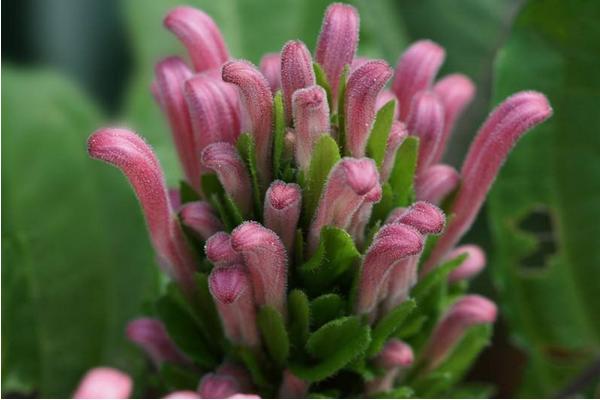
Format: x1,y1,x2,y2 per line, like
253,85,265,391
288,289,311,354
310,294,344,329
389,137,418,207
368,299,416,357
1,68,159,396
489,0,600,395
257,306,290,366
367,100,396,168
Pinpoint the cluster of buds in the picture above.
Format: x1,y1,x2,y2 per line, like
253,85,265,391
82,2,551,398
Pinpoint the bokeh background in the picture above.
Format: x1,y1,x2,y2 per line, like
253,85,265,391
3,0,599,397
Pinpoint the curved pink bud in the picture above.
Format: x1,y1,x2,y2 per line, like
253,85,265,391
281,40,316,123
380,121,408,182
198,373,240,399
264,180,302,252
376,90,400,120
205,232,243,267
222,60,274,184
231,222,287,314
164,6,229,72
184,74,241,165
345,60,394,157
259,53,281,94
73,367,132,399
423,295,497,370
292,85,330,170
432,74,476,163
425,91,552,273
366,340,413,395
164,391,199,399
406,91,445,175
447,245,486,283
381,256,418,315
415,164,460,204
88,128,197,297
126,318,188,367
180,201,224,240
278,369,309,398
201,142,252,215
392,40,445,121
154,57,199,189
388,201,446,235
308,158,381,253
355,223,423,315
316,3,359,104
209,265,260,348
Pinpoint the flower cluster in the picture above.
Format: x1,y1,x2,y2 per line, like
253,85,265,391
80,3,551,398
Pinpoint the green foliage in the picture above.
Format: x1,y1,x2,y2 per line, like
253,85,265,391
288,290,311,354
368,299,416,357
1,68,159,396
236,133,264,216
388,137,419,207
489,0,600,395
272,91,286,179
310,294,345,328
257,306,290,366
313,63,333,110
366,100,396,168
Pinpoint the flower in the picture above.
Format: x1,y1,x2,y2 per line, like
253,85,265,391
85,2,551,398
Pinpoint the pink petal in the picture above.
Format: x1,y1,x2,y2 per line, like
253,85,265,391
73,367,132,399
198,373,240,399
126,318,189,367
281,40,316,123
264,180,302,253
259,53,281,94
447,244,486,283
180,201,224,240
380,121,408,182
205,232,244,268
415,164,460,204
292,85,330,170
406,91,445,175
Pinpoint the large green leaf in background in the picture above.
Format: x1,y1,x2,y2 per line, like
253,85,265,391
489,0,600,396
1,68,159,396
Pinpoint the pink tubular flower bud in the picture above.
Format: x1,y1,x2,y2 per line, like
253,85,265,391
264,180,302,252
345,60,394,158
164,391,199,399
424,91,552,273
198,373,240,399
180,201,223,241
392,40,445,121
316,3,359,104
406,91,445,175
447,244,486,283
222,60,274,184
431,74,476,163
278,369,309,398
209,265,260,348
355,223,423,316
380,121,408,182
154,57,199,190
184,74,242,166
126,318,188,367
88,128,197,298
292,85,330,170
231,222,288,314
205,232,243,267
415,164,460,204
423,295,497,370
73,367,132,399
366,339,414,395
259,53,281,94
201,142,253,215
164,6,229,72
387,201,446,235
281,40,316,123
308,158,381,253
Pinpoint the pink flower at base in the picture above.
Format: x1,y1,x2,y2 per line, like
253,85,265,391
308,158,381,253
180,201,224,241
422,295,497,371
345,60,394,158
198,373,240,399
366,340,414,395
87,128,197,299
281,40,316,124
392,40,445,121
278,369,309,399
264,180,302,253
424,91,552,273
205,232,244,267
355,223,423,316
73,367,132,399
209,265,260,348
292,85,330,171
231,222,288,315
164,391,200,399
222,60,274,185
201,142,253,215
406,91,445,176
259,53,281,94
431,74,476,163
164,7,229,72
316,3,359,106
126,318,189,367
415,164,460,204
447,244,486,283
154,57,199,190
